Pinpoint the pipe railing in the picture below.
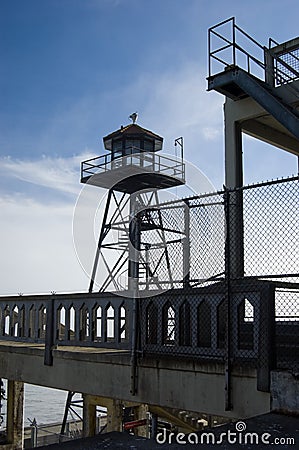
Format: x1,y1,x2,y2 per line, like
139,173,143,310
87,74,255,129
208,17,299,86
81,148,185,182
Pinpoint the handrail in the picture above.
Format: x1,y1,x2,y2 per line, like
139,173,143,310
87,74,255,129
81,148,185,181
208,17,265,79
271,51,299,86
208,17,299,88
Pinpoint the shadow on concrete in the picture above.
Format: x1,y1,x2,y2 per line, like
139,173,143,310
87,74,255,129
36,413,299,449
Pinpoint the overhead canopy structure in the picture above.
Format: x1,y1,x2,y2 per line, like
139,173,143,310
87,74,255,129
207,17,299,190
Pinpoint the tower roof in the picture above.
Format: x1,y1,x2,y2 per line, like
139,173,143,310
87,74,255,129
103,123,163,151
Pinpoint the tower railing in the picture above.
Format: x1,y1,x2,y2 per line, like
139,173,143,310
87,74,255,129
81,147,185,183
269,37,299,86
208,17,299,86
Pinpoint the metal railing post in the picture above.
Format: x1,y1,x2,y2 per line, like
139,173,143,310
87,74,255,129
264,47,275,87
208,27,211,77
232,17,236,66
257,284,276,392
44,298,55,366
30,419,38,448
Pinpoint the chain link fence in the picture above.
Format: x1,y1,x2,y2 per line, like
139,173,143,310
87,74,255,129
242,178,298,281
138,176,299,375
0,176,297,384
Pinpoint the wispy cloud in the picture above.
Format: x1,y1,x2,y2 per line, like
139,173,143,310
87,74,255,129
0,151,96,197
0,152,97,294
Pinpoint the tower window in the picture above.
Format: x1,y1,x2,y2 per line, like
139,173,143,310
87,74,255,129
112,140,123,159
144,140,154,151
125,140,141,154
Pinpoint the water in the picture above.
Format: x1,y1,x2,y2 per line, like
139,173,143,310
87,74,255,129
24,385,68,426
1,382,70,428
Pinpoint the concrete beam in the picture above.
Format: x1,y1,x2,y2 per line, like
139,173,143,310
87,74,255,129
0,343,270,420
242,119,299,156
224,93,299,159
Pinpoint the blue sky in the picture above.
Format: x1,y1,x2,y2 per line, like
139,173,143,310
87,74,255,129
0,0,298,294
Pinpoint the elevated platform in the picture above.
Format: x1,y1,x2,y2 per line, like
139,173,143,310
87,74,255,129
208,67,299,147
81,168,185,193
208,17,299,158
208,66,250,100
0,280,298,422
0,341,270,420
81,152,185,193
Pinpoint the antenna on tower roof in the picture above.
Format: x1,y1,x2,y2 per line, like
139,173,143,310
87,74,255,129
129,112,138,124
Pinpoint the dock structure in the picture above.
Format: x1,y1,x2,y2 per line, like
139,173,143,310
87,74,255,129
0,18,299,449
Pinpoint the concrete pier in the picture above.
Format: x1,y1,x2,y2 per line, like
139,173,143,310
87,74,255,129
5,381,24,450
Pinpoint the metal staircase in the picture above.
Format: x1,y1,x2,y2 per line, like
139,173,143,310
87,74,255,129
207,17,299,141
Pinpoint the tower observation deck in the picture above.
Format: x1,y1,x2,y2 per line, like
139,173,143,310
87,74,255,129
81,123,185,193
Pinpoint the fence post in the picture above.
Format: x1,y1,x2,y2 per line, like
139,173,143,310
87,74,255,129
257,283,276,392
224,188,233,411
129,192,141,395
44,298,55,366
183,199,190,288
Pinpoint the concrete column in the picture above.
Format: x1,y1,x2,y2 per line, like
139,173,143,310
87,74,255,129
6,380,24,450
82,394,97,438
224,103,244,278
224,102,243,189
133,404,148,437
106,399,123,433
81,395,126,434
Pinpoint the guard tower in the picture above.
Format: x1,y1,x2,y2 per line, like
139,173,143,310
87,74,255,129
81,119,185,293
